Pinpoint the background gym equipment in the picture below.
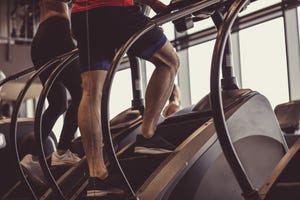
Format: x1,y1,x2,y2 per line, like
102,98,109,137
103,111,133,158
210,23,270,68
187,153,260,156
274,100,300,148
275,100,300,134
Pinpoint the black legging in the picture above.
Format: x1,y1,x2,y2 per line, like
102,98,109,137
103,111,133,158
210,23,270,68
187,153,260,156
31,17,82,152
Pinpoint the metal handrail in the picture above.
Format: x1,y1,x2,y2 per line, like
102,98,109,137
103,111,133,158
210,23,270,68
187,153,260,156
34,51,79,200
209,0,260,199
9,49,78,200
0,67,35,88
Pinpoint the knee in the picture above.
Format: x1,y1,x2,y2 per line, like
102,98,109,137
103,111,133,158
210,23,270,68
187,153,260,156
161,52,180,76
82,80,102,98
81,80,102,106
171,53,180,73
151,45,180,75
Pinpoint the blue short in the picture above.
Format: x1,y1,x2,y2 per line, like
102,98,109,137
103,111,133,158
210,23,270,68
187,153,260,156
71,6,167,72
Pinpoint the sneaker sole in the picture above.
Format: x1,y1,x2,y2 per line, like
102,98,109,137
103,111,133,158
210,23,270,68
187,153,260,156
51,160,80,166
21,165,48,188
86,189,124,197
134,147,173,154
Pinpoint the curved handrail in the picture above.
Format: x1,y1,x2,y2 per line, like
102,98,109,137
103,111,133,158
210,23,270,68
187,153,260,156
1,48,77,87
34,52,79,200
209,0,260,199
0,66,35,88
101,0,221,198
9,49,78,200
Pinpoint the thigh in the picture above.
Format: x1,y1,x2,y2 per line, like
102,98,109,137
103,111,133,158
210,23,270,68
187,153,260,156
81,70,107,97
31,17,75,68
71,6,167,71
148,40,179,67
32,17,77,85
71,10,116,72
115,6,167,60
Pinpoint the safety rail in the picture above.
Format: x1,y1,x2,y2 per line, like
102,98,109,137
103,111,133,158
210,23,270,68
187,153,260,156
0,67,35,88
9,49,78,200
210,1,300,199
209,0,260,199
34,52,79,200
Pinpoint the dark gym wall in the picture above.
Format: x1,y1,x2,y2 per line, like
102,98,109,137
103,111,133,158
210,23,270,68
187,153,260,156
0,43,33,82
0,44,36,117
0,0,34,80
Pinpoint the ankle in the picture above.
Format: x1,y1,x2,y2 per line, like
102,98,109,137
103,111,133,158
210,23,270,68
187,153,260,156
89,167,109,180
141,127,155,139
91,173,108,180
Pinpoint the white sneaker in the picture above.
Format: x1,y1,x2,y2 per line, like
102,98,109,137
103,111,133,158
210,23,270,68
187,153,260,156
51,149,81,166
20,154,47,186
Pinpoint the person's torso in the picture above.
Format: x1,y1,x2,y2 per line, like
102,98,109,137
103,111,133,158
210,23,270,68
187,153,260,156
72,0,134,13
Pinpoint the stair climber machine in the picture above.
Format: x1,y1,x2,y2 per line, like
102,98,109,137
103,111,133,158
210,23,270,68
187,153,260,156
274,100,300,148
6,0,300,200
85,0,300,200
0,52,69,199
72,0,299,199
21,0,299,199
209,0,300,199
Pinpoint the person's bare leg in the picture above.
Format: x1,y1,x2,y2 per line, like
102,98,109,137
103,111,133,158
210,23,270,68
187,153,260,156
141,41,179,138
78,70,108,179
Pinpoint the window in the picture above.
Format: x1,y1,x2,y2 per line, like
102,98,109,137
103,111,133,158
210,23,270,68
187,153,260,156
239,18,288,108
162,22,175,41
145,61,155,84
188,40,215,104
239,0,281,16
110,69,133,118
298,7,300,39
